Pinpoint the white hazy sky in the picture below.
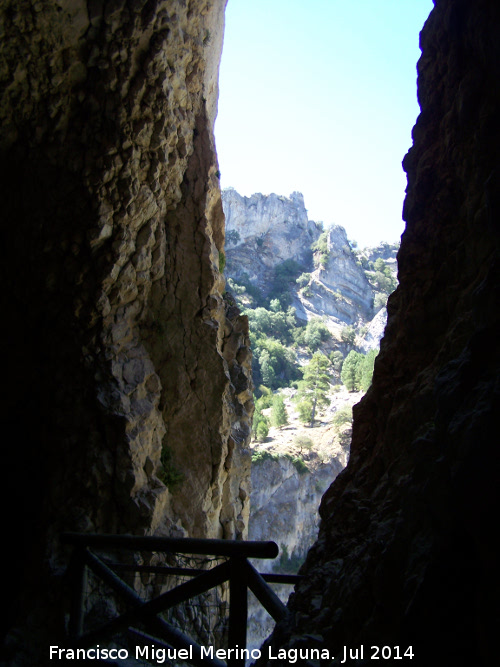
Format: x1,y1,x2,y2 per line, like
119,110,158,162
214,0,434,248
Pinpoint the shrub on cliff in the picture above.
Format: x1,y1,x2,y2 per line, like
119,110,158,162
311,231,330,268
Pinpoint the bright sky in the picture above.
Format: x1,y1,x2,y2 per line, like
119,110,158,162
214,0,434,248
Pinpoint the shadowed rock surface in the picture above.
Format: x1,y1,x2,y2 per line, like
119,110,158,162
1,1,253,663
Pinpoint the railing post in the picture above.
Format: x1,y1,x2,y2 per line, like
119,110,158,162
228,556,248,666
68,547,87,640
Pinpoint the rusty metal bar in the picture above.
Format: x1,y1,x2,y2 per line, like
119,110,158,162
62,532,279,559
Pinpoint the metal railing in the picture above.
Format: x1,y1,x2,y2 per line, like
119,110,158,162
63,533,302,666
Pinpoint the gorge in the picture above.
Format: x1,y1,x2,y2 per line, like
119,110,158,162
1,1,499,666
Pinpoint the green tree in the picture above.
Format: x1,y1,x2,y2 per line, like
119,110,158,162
340,325,356,347
271,394,288,429
360,348,378,392
296,352,332,426
311,231,329,268
303,318,331,352
256,421,269,442
259,349,276,388
332,405,353,427
269,298,282,313
374,292,388,312
296,272,311,288
296,398,314,424
330,350,344,378
341,350,364,392
226,229,241,245
294,435,314,455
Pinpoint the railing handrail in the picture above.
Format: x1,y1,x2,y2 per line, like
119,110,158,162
62,532,279,559
64,533,302,666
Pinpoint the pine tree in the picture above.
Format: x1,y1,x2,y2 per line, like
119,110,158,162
296,352,331,426
341,350,364,392
256,420,269,442
360,348,378,392
271,394,288,429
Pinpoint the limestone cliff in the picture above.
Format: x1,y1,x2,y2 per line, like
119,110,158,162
300,225,374,325
247,449,347,654
223,188,382,332
223,188,320,290
1,1,252,662
261,1,500,665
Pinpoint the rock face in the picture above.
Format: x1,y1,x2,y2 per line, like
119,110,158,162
223,189,320,288
247,448,347,654
224,188,377,328
304,225,374,324
249,453,347,568
1,1,252,661
260,1,500,665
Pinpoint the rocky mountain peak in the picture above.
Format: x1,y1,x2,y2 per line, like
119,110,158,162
223,189,396,345
222,188,320,287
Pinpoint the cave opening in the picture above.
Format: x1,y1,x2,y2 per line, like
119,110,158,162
213,0,436,652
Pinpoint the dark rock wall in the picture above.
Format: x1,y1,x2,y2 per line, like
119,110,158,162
262,1,499,665
1,0,253,662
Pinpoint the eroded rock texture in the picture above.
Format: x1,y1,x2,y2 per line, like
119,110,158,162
1,0,252,660
223,189,320,288
262,1,500,665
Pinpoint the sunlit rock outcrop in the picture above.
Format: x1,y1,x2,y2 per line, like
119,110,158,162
223,188,320,288
304,225,374,324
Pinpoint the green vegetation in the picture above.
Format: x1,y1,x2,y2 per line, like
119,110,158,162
340,350,363,392
223,232,394,443
293,317,331,352
374,292,388,312
252,393,271,440
251,449,279,464
218,251,226,273
360,348,378,391
296,272,311,288
311,231,330,268
294,435,314,455
332,405,353,427
256,421,269,442
226,229,241,246
271,394,288,429
251,449,308,475
158,445,184,490
295,352,332,426
340,325,356,347
366,257,397,296
276,545,305,574
330,350,344,379
340,348,378,392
